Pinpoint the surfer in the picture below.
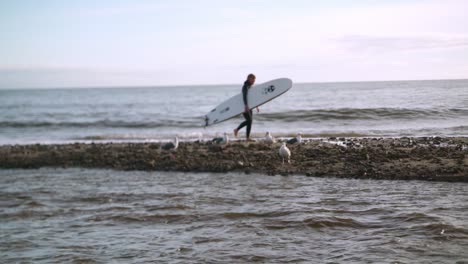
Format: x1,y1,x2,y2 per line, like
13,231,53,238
234,73,259,140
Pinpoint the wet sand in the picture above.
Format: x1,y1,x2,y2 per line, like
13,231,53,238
1,137,467,182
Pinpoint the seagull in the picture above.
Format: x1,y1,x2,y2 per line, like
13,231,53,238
265,132,275,144
161,136,179,151
279,142,291,164
287,133,302,144
212,132,229,145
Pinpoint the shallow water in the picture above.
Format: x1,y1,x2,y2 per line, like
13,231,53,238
1,169,468,263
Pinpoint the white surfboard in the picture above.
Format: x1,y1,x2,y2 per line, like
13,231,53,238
204,78,293,126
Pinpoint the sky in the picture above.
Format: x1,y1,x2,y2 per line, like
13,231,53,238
1,0,467,88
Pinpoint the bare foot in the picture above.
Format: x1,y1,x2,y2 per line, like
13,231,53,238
233,129,238,137
246,138,255,142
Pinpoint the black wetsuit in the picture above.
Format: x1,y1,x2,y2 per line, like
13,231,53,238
236,81,253,138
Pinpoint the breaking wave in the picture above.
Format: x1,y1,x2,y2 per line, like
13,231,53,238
257,108,468,122
1,108,466,129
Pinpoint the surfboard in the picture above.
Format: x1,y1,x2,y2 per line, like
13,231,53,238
204,78,293,126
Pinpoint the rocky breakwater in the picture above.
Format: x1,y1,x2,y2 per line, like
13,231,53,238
0,137,467,182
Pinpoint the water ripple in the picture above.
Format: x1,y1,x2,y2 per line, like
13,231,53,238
1,168,467,263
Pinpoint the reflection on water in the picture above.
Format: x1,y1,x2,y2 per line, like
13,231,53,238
1,169,468,263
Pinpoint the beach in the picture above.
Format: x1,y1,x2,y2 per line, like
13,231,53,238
2,136,467,182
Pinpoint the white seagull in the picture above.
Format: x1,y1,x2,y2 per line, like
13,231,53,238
287,133,303,144
265,132,275,144
279,142,291,164
212,132,229,145
161,136,179,151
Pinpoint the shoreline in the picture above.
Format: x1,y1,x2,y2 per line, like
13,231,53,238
1,137,467,182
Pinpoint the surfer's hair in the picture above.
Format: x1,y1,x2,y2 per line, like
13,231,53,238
247,73,256,79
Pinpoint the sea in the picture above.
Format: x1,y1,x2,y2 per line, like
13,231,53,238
1,79,467,145
1,169,468,263
1,79,468,263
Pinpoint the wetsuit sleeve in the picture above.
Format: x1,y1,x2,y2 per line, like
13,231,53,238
242,83,248,107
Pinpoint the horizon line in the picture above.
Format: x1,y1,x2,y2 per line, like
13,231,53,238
1,77,467,91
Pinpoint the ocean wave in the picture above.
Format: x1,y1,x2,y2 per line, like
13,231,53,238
73,133,204,141
70,131,371,141
1,107,466,131
257,108,468,122
0,119,201,129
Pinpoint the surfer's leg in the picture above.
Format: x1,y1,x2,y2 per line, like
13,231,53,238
237,121,247,131
246,110,252,139
235,112,250,137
